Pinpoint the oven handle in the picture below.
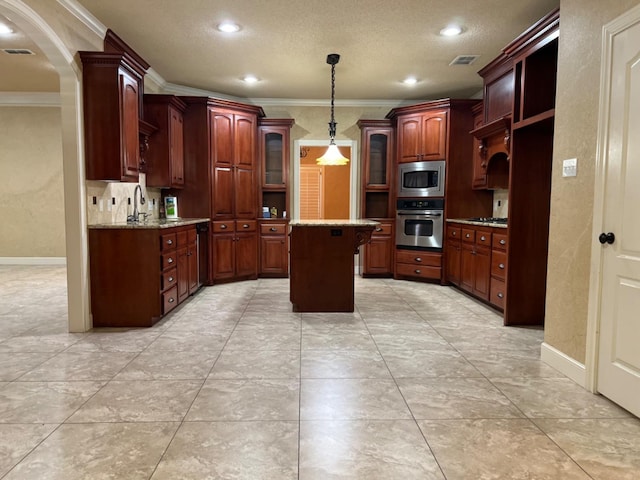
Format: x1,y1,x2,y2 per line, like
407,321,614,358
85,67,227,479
397,212,442,218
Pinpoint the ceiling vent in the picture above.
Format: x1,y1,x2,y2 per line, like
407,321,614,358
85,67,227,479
449,55,479,66
3,48,35,55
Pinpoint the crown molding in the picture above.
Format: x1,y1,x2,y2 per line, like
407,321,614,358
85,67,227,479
0,92,60,106
250,97,410,108
56,0,106,37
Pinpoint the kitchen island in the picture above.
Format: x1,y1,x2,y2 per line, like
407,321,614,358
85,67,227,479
289,219,378,312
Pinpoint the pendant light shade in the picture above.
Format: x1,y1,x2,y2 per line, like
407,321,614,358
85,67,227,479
317,53,349,166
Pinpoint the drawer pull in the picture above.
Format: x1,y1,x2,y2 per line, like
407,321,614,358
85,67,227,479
242,224,249,229
465,233,471,238
415,257,422,262
168,276,174,282
497,292,504,299
414,269,421,274
220,224,228,229
270,227,277,232
167,257,174,264
499,263,505,269
166,239,173,245
500,239,506,245
375,227,383,232
480,236,486,241
452,231,457,236
168,297,175,303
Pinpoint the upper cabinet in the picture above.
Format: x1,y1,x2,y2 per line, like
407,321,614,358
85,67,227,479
396,110,447,163
358,120,394,219
143,95,187,189
80,30,149,182
258,118,294,220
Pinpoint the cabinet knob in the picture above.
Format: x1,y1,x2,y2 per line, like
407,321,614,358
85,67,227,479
415,257,422,262
499,263,505,269
414,269,421,274
500,239,506,245
167,257,174,264
242,224,249,229
452,231,457,236
220,224,228,229
270,227,277,232
497,292,504,299
465,233,470,238
168,276,174,282
480,236,486,241
166,239,173,245
168,297,175,303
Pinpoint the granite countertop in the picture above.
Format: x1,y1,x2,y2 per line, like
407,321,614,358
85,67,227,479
88,218,210,229
446,218,508,229
289,219,380,227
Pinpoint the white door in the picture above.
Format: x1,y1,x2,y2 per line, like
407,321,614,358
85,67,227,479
596,7,640,417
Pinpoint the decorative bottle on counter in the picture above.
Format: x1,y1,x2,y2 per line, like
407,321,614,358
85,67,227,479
270,206,277,218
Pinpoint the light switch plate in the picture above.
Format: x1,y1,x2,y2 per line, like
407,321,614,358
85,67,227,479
563,158,577,177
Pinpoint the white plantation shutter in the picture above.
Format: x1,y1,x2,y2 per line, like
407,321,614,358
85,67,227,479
300,165,323,219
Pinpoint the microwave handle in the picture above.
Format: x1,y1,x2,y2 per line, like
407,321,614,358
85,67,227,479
397,212,442,217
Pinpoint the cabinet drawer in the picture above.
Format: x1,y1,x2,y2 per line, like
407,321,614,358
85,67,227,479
236,220,257,233
176,229,188,247
162,285,179,314
396,250,442,267
161,253,177,270
491,250,507,280
396,262,441,279
475,230,492,247
212,221,234,233
447,226,461,241
493,232,508,250
461,228,475,243
162,268,177,291
187,228,197,243
160,232,177,251
490,277,506,309
260,223,287,235
372,222,393,236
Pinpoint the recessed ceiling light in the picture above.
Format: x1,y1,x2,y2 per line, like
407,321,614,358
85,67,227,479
0,23,13,35
403,77,418,85
217,22,241,33
243,75,259,84
440,25,463,36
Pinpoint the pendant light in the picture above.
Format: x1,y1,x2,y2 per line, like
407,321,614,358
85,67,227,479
317,53,349,166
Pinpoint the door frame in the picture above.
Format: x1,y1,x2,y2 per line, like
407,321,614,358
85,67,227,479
585,3,640,393
292,139,358,220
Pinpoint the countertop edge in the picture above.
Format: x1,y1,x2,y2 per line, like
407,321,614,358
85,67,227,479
88,218,210,229
446,218,508,229
289,219,380,227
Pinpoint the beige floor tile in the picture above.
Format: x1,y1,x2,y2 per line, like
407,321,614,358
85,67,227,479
151,421,298,480
0,424,57,477
19,351,137,381
144,330,229,353
115,350,219,380
0,333,86,353
300,420,445,480
301,349,391,379
224,324,301,350
209,349,300,379
185,378,299,421
0,352,55,381
418,418,592,479
300,378,412,420
4,422,178,480
67,329,163,353
302,329,378,351
533,418,640,480
462,350,565,378
67,380,202,422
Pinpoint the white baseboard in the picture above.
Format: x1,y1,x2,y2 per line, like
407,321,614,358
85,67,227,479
0,257,66,265
541,342,587,387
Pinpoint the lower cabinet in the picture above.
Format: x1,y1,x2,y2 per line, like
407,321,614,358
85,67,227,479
490,231,508,308
259,221,289,277
362,220,394,277
89,223,203,328
460,226,492,300
211,220,258,282
445,225,462,285
394,249,442,280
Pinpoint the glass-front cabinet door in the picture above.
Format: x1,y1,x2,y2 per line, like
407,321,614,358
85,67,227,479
363,128,392,189
263,131,284,187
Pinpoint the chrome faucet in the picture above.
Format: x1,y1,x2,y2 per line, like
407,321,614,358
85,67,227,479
127,184,146,223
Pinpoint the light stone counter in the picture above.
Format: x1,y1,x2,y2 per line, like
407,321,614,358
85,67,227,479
88,218,210,229
446,218,508,229
289,219,380,227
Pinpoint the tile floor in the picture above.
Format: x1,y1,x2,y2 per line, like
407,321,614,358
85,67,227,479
0,265,639,479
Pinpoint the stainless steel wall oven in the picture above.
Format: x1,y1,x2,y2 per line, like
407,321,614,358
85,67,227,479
396,198,444,250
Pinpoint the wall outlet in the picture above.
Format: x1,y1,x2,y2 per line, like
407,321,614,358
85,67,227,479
563,158,577,177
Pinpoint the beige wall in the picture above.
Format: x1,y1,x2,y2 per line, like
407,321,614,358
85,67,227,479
0,107,65,257
545,0,640,363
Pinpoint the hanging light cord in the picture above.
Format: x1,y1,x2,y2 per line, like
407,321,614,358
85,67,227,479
327,54,339,143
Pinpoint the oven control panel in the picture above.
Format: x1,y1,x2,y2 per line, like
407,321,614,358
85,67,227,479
397,198,444,210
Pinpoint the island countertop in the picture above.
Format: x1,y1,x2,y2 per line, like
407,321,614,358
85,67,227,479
289,219,380,227
88,218,210,229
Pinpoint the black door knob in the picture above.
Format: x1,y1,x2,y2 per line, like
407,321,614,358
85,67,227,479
598,232,615,245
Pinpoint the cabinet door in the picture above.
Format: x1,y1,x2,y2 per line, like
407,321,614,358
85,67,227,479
363,130,391,188
260,235,288,275
210,110,234,166
169,106,185,187
262,129,286,188
460,243,475,293
119,68,140,180
446,240,461,285
363,236,393,275
177,245,189,303
473,247,491,300
397,114,422,162
212,166,234,217
234,114,256,168
235,166,256,218
235,233,258,278
187,230,199,294
421,110,447,161
471,108,488,189
211,233,235,280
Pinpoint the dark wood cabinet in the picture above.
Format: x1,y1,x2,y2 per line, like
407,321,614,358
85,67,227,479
361,221,394,276
445,225,462,285
259,221,288,277
396,110,447,163
79,51,148,182
88,223,202,327
211,220,258,281
459,226,492,300
143,95,186,188
395,250,442,281
470,103,488,189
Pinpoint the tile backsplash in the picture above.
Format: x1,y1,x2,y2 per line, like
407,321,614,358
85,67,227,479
493,189,509,218
86,174,162,224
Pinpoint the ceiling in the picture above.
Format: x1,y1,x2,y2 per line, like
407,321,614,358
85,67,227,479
1,0,560,101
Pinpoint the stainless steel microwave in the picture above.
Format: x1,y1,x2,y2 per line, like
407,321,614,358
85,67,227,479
397,160,446,197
